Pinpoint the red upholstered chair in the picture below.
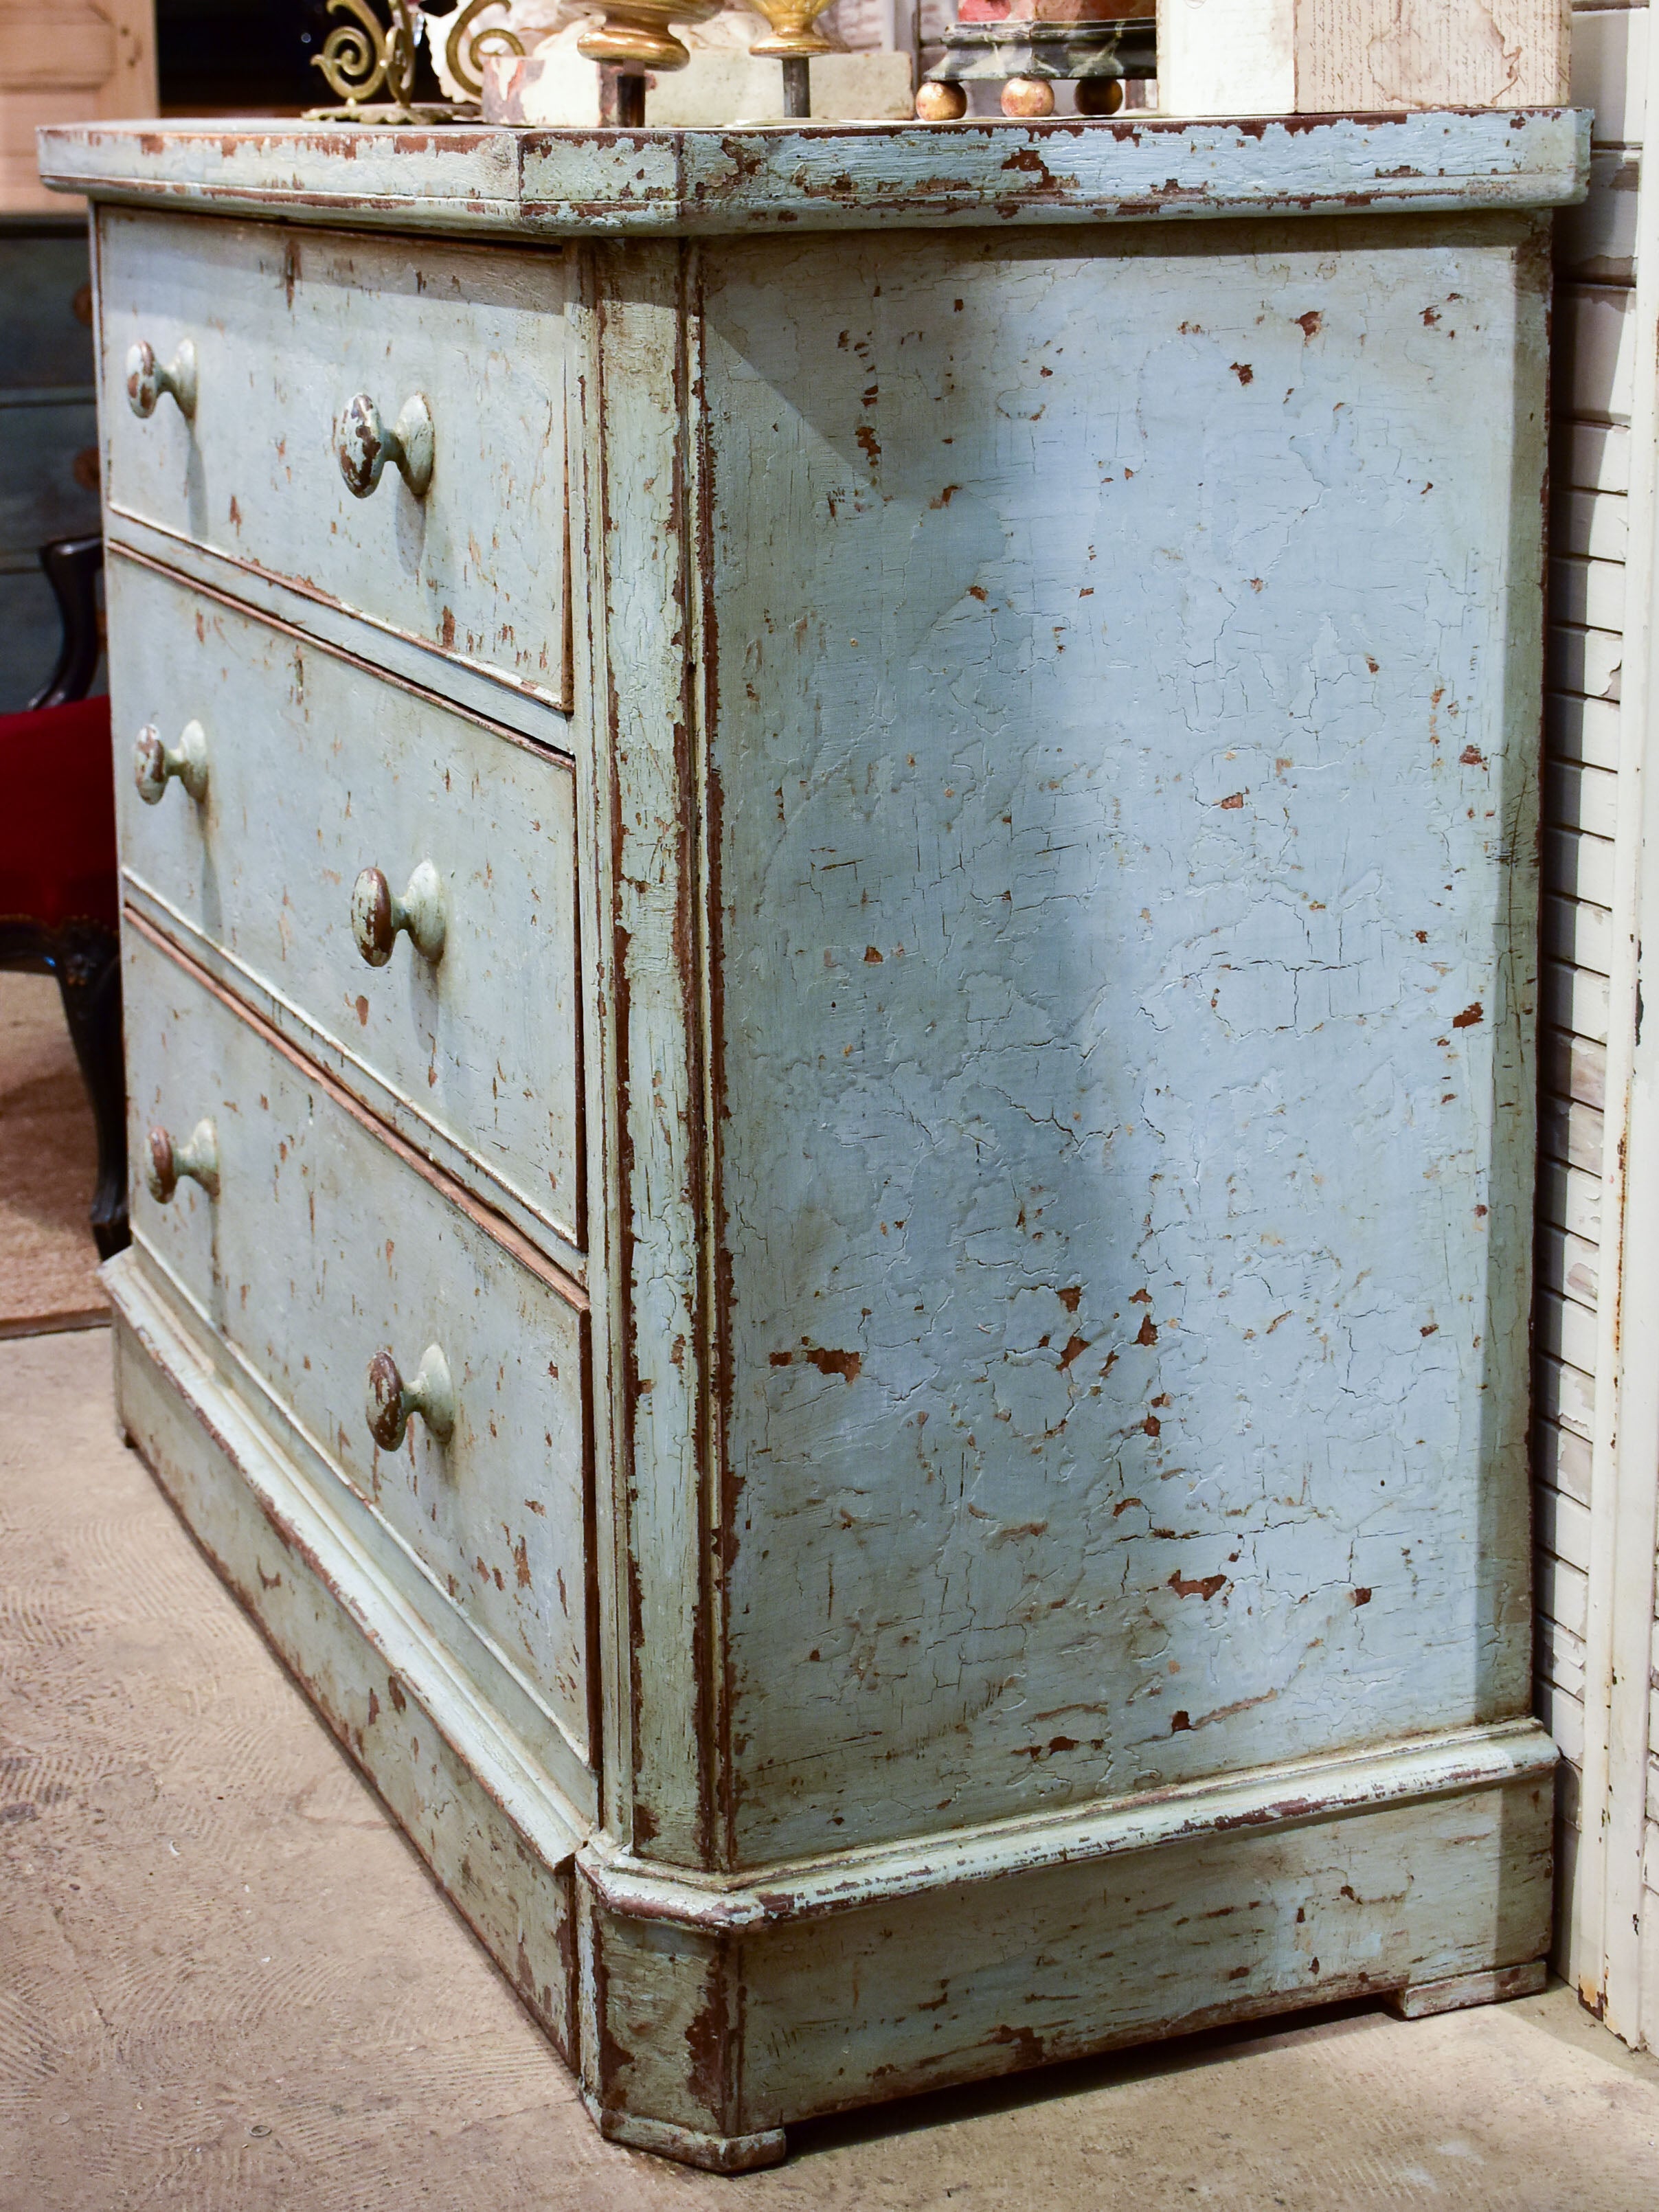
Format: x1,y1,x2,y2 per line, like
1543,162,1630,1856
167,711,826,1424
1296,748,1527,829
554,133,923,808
0,537,128,1259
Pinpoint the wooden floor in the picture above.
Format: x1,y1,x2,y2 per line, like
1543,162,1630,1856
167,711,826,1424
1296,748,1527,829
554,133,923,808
1,1329,1656,2210
0,969,106,1337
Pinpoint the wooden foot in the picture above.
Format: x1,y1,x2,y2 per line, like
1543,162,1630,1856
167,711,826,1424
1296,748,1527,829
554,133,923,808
1386,1959,1546,2020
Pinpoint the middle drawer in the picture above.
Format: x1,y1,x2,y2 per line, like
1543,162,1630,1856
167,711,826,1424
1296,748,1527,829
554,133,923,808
111,554,582,1253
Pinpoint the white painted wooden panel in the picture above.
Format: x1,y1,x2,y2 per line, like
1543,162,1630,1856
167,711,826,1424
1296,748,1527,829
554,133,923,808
1539,1480,1595,1573
96,210,572,706
1542,956,1613,1041
1540,1286,1601,1373
1561,419,1632,495
1538,1223,1601,1308
1551,552,1628,631
1557,152,1641,285
1537,1414,1593,1506
1542,1094,1607,1174
1539,1675,1588,1764
1572,6,1649,145
1547,755,1623,839
1544,822,1618,905
1537,1156,1603,1243
1543,1028,1610,1112
1549,625,1625,701
1557,282,1639,420
1562,484,1631,560
1550,688,1623,762
1539,1613,1588,1701
122,927,595,1768
1544,892,1617,974
108,555,583,1250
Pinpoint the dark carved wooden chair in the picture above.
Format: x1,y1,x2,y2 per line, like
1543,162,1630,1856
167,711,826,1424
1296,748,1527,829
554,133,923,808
0,534,128,1259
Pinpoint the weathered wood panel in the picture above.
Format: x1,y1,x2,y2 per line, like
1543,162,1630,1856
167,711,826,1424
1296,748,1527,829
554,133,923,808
69,113,1582,2157
36,112,1590,242
1156,0,1570,119
698,216,1548,1861
571,241,721,1867
108,1272,581,2059
109,552,584,1254
123,925,596,1777
95,210,572,706
578,1750,1553,2144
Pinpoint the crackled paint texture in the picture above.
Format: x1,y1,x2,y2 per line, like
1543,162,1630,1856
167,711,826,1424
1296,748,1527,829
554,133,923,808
703,217,1546,1859
109,555,583,1249
97,212,572,703
124,929,594,1783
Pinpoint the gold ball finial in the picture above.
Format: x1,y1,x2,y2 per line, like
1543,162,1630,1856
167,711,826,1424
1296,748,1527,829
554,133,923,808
1000,76,1054,117
915,80,968,120
1074,76,1125,116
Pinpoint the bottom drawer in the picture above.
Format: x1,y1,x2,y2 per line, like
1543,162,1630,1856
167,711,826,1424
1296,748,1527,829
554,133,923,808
124,920,592,1766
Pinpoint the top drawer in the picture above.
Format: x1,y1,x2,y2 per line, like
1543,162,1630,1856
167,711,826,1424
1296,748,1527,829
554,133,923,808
96,211,571,707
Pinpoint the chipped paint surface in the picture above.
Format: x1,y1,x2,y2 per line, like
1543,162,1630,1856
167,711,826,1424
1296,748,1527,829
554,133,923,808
123,925,594,1783
96,210,572,705
109,552,585,1249
84,117,1573,2165
38,109,1588,240
701,217,1548,1859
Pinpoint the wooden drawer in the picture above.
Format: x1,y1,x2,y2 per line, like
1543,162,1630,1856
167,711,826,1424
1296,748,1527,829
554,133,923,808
96,210,570,706
125,924,593,1767
111,554,582,1252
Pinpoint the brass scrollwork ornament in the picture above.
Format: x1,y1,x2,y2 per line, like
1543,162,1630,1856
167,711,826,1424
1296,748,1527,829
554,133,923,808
304,0,525,121
443,0,526,102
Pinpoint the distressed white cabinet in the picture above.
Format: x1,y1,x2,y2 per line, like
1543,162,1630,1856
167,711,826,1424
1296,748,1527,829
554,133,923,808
41,110,1587,2169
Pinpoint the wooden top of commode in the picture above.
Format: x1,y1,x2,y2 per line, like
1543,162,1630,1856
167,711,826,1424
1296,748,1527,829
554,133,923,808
38,107,1587,241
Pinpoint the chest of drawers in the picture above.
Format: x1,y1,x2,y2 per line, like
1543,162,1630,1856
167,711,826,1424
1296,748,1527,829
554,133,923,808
43,111,1585,2169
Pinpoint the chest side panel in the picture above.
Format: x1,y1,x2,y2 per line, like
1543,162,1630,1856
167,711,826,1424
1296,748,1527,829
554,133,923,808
701,217,1546,1860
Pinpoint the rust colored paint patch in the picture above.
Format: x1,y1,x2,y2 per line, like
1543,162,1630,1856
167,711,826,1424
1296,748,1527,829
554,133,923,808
1452,1002,1484,1028
771,1344,864,1382
1169,1570,1228,1600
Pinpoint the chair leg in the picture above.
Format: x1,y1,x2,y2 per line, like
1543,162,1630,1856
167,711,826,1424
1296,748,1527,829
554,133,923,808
52,924,128,1260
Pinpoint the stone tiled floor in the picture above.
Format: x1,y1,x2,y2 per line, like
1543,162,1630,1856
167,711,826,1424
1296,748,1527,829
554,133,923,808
3,1328,1658,2210
0,971,106,1335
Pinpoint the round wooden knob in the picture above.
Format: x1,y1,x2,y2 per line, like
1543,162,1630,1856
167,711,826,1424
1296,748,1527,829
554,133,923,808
366,1343,456,1451
1074,76,1125,116
916,80,967,121
145,1119,219,1204
350,861,447,968
1001,77,1054,117
133,719,208,806
125,338,197,420
337,392,434,500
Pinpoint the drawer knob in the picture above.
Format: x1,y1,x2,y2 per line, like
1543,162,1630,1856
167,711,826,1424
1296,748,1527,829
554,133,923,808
365,1344,456,1452
133,719,209,806
351,861,446,968
126,338,198,421
146,1118,219,1204
337,392,434,501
